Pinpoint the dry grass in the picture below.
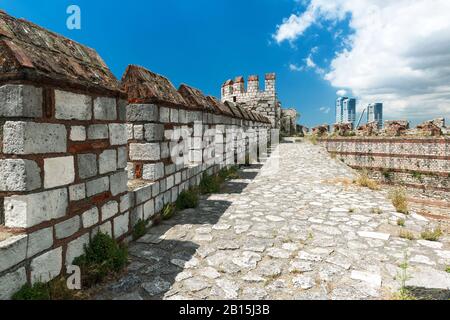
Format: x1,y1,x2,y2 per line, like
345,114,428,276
397,218,406,227
389,188,409,214
421,227,443,242
399,230,415,240
355,171,381,191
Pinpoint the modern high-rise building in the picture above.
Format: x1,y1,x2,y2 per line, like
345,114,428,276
336,97,356,127
367,103,383,128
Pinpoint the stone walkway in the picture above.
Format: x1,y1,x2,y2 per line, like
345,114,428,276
96,141,450,300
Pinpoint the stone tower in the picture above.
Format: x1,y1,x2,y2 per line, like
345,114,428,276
221,73,281,128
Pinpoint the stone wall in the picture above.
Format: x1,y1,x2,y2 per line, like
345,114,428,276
321,137,450,195
0,11,271,299
221,74,281,129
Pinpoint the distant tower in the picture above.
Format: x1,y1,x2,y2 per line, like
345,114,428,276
336,97,346,124
336,97,356,127
367,103,383,128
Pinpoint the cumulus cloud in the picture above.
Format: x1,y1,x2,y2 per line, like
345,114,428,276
274,0,450,121
289,63,304,72
336,89,347,97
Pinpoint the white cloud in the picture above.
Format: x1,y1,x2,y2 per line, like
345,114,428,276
320,106,331,114
274,0,450,121
289,63,304,72
336,89,347,97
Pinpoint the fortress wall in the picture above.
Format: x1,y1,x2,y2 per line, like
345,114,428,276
322,137,450,193
0,12,271,299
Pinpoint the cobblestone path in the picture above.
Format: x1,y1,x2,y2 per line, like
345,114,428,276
97,141,450,300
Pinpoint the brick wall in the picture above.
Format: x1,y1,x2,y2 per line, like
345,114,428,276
321,137,450,194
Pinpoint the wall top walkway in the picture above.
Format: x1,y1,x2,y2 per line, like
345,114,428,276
0,10,122,97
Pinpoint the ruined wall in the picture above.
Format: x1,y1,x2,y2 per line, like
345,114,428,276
322,137,450,194
0,12,271,299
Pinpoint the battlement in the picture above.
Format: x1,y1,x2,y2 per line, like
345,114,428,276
221,73,276,102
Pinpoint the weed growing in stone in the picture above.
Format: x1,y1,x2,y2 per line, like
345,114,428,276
13,277,85,300
73,232,128,287
446,266,450,274
132,219,147,240
389,188,409,214
348,208,355,213
399,230,415,240
355,170,380,190
176,189,199,210
393,254,416,300
162,203,176,220
199,173,221,194
371,207,383,215
421,227,442,242
397,218,406,227
306,135,318,145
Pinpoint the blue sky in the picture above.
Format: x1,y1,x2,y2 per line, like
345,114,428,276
4,1,447,127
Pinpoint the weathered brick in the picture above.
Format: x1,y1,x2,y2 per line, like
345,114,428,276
143,199,155,220
55,90,92,120
117,146,128,169
0,267,27,300
77,153,98,179
4,188,68,228
126,104,158,122
159,107,170,123
69,183,86,201
30,247,62,284
129,143,161,161
170,108,179,122
3,122,67,154
44,156,75,188
133,124,144,140
113,212,129,238
94,97,117,120
0,84,42,118
0,159,41,192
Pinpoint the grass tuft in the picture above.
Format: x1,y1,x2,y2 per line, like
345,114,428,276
176,189,200,210
13,277,86,300
421,227,443,242
199,173,221,194
73,232,128,288
389,188,409,214
399,230,415,240
161,203,176,221
355,170,380,190
397,218,406,227
132,219,147,240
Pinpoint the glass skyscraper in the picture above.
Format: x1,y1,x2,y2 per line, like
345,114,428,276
367,103,383,128
336,97,356,127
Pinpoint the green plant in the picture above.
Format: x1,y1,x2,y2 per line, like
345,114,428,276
399,230,415,240
13,277,85,300
161,203,176,220
382,169,393,181
199,173,221,194
421,227,443,241
393,254,416,300
389,188,409,214
397,218,406,227
218,166,240,181
348,208,355,213
355,170,380,190
306,135,318,145
176,189,199,210
73,232,128,287
132,219,147,240
446,266,450,273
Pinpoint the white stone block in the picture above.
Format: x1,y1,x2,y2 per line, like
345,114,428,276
110,171,128,196
133,125,144,140
114,212,130,238
129,143,161,161
70,126,86,141
44,156,75,188
143,199,155,220
30,247,63,284
159,107,170,123
82,207,99,228
93,97,117,120
87,124,108,140
144,123,164,141
77,153,97,179
86,176,109,197
109,123,127,146
3,122,67,155
99,149,117,174
4,188,68,228
55,215,80,240
0,159,41,192
142,162,165,181
55,90,92,120
99,221,113,237
126,104,158,122
0,235,28,273
102,201,119,221
117,147,128,169
0,267,27,300
27,227,53,258
0,84,42,118
69,183,86,201
65,233,89,266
